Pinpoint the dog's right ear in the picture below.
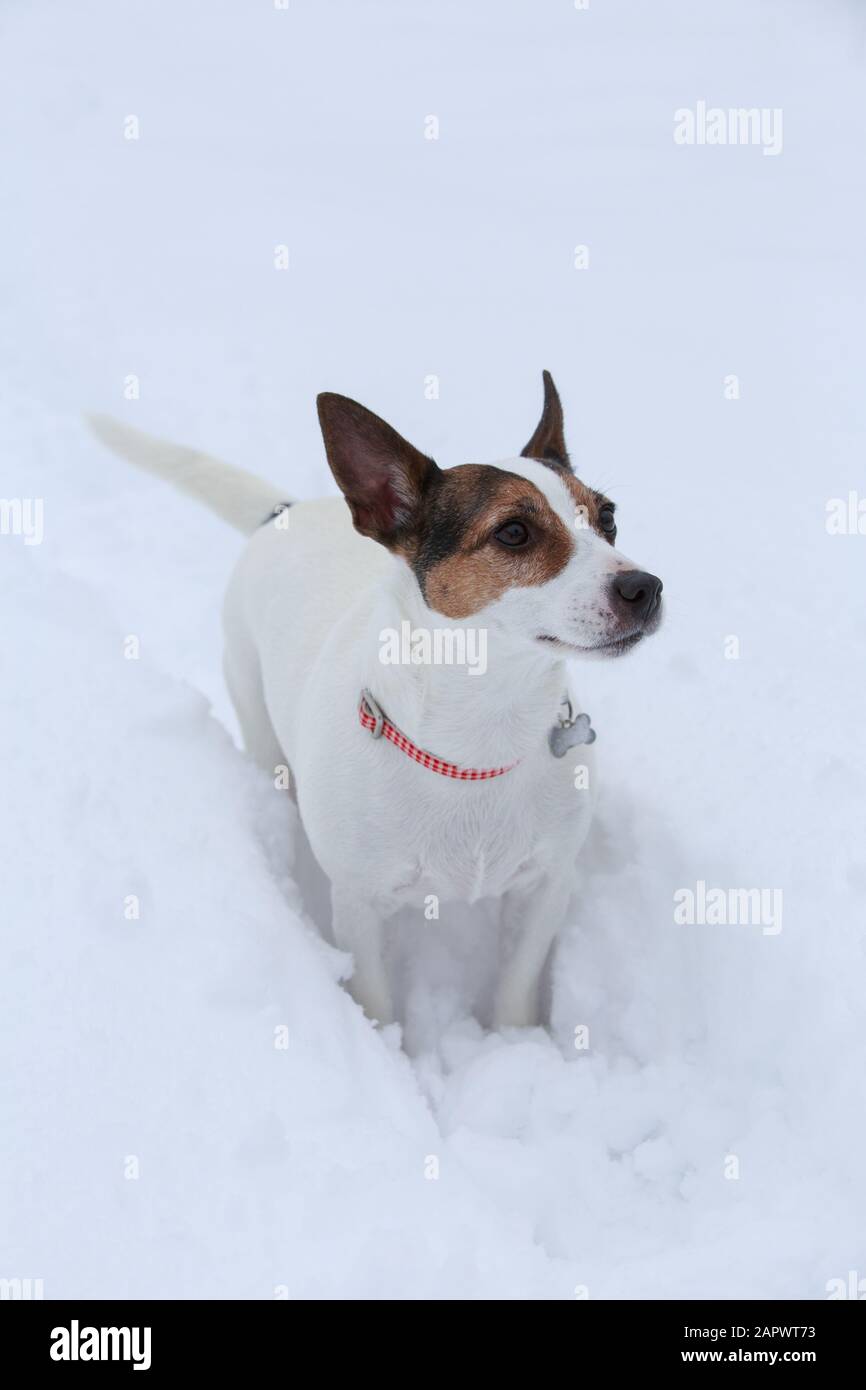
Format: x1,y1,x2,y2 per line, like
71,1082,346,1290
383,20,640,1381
317,393,440,549
521,370,571,470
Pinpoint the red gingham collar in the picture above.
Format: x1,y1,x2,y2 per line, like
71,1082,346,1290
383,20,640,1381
358,689,519,782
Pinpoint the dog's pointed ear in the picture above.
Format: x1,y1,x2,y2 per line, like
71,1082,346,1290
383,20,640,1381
317,393,440,549
521,370,571,469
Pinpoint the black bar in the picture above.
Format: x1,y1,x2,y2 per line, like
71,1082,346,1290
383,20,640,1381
2,1298,862,1374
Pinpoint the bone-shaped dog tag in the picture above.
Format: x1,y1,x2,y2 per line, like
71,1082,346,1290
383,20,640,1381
548,709,596,758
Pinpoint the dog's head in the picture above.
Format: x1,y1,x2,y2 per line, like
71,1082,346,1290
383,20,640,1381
317,372,662,658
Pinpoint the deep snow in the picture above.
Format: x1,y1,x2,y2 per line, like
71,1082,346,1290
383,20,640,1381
1,0,864,1299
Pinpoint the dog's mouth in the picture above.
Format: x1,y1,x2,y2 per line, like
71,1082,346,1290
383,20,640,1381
536,631,644,657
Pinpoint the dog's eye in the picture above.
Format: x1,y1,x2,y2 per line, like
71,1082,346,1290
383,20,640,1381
494,519,530,548
598,506,617,538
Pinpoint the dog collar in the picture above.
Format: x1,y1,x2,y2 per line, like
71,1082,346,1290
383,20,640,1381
359,689,597,779
358,689,519,781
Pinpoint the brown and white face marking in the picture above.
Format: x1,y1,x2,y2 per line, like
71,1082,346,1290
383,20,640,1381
317,373,663,657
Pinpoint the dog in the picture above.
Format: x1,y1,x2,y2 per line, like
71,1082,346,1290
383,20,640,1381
91,372,663,1028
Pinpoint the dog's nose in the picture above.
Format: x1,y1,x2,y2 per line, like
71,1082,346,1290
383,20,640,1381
612,570,663,622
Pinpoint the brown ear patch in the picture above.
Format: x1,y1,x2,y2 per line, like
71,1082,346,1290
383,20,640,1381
317,392,439,547
411,466,575,619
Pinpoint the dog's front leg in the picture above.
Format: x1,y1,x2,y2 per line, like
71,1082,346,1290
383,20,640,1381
493,874,574,1030
331,885,393,1026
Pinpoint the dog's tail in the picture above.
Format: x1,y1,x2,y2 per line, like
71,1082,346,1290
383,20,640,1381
87,415,286,535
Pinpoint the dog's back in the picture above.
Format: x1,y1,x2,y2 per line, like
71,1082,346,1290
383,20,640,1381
223,497,390,767
88,416,388,769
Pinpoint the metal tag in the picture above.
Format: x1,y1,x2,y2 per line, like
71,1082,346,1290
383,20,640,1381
548,704,596,758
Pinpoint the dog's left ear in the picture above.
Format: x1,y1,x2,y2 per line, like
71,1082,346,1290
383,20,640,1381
317,392,440,550
521,370,571,470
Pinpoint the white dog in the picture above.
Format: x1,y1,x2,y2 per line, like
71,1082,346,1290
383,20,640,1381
91,373,662,1028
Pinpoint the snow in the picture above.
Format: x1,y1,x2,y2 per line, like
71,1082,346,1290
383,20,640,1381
1,0,865,1299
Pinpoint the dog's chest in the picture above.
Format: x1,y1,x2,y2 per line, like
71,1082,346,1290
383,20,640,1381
388,759,589,904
